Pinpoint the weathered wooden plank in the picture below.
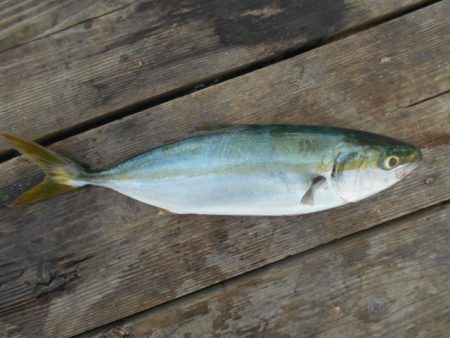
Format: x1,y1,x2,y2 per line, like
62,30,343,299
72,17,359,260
0,0,431,155
0,0,136,52
1,3,449,337
85,203,450,338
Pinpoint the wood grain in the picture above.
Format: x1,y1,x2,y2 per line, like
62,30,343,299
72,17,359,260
0,0,136,53
1,3,449,337
0,0,429,155
85,203,450,338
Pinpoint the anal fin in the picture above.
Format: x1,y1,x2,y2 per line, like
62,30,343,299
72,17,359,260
157,208,175,216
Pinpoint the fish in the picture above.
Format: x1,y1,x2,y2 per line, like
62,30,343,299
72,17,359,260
0,125,422,216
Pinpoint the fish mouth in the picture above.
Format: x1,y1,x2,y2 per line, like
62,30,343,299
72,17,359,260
395,158,421,180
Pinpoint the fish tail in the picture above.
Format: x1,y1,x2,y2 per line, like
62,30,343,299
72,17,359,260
0,132,88,207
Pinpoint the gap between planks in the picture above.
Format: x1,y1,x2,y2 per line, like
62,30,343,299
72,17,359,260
0,0,442,164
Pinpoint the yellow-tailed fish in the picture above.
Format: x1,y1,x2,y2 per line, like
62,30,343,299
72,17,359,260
0,125,421,215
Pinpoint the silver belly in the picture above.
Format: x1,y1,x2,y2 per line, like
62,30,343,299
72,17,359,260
98,171,345,216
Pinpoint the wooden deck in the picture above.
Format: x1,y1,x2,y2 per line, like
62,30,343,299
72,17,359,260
0,1,449,337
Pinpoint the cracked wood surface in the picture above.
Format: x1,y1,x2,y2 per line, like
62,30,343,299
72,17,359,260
0,0,137,53
0,2,449,336
86,203,450,338
0,0,429,155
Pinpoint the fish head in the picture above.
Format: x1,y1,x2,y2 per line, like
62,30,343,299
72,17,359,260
331,132,422,203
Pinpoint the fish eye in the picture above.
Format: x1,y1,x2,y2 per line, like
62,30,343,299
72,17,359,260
384,155,400,169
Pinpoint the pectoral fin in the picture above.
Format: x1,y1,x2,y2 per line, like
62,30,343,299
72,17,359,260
301,176,326,206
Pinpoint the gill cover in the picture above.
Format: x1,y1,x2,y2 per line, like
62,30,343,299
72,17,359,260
331,151,367,202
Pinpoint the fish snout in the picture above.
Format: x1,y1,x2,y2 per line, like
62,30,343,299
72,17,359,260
395,161,420,180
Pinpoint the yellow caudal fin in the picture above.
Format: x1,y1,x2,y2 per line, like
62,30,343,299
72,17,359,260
13,178,78,206
0,132,87,207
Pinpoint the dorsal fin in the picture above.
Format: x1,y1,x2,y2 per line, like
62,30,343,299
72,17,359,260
193,123,237,133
